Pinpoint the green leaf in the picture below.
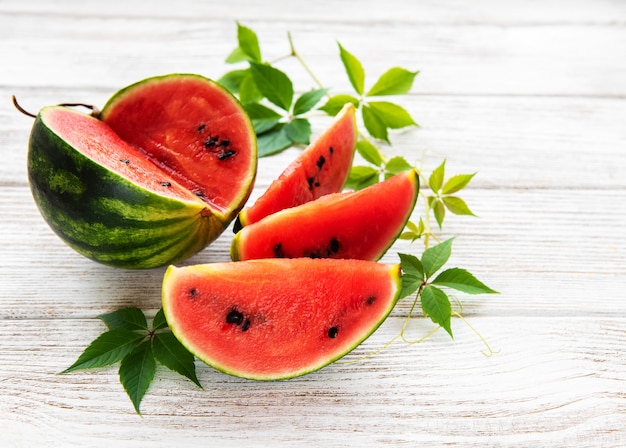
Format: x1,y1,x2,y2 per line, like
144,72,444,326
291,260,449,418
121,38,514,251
345,165,380,190
152,332,202,388
99,307,147,331
421,285,453,337
432,268,499,295
356,140,383,167
249,63,294,111
293,88,328,116
238,72,263,104
62,329,145,373
367,67,419,96
367,101,418,129
119,341,157,415
362,104,389,142
398,253,424,298
338,43,365,95
429,159,446,193
257,124,293,157
432,198,446,228
406,219,423,235
442,196,476,216
217,69,248,94
318,94,359,116
385,156,413,177
244,102,283,135
152,308,168,331
225,47,248,64
235,22,262,62
285,118,312,145
442,173,476,195
421,238,454,279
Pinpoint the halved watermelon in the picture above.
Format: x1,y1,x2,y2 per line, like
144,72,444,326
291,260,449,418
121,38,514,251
26,74,257,269
231,170,419,262
162,258,401,380
234,103,357,231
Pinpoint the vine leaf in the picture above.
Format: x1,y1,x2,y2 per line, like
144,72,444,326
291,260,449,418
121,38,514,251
338,43,365,95
119,341,157,415
99,307,148,331
421,238,454,278
367,67,419,96
432,268,499,295
421,285,453,337
62,329,145,373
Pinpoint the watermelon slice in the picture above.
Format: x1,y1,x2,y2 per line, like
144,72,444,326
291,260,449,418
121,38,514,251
234,103,357,231
26,74,257,269
162,258,401,380
231,170,419,262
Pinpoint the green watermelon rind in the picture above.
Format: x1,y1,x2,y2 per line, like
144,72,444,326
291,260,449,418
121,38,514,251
162,261,403,381
28,108,223,269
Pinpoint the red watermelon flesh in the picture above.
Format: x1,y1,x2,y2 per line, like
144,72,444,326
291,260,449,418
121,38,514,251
42,107,202,205
235,103,357,229
100,74,257,216
231,170,419,262
162,258,401,380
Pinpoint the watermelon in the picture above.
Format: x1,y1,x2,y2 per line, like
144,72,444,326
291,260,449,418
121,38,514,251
234,103,357,232
231,169,419,262
162,258,401,380
26,74,257,269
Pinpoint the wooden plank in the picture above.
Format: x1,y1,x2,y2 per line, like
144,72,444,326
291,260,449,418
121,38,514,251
1,186,624,319
4,93,626,189
1,12,626,96
1,316,624,447
2,0,626,24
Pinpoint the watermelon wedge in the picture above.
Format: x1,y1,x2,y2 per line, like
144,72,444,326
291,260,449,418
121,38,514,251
234,103,357,231
26,74,257,269
231,170,419,262
162,258,401,380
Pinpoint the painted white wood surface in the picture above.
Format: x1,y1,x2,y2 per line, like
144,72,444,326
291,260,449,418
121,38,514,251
1,1,624,446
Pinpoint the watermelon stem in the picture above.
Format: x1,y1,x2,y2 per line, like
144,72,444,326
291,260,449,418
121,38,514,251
57,102,101,117
11,95,37,118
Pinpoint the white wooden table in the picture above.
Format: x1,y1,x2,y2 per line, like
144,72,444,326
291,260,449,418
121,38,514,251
1,1,625,446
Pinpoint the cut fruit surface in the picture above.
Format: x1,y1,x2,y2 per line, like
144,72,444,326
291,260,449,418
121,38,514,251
235,103,357,230
231,170,419,262
162,258,401,380
27,74,257,269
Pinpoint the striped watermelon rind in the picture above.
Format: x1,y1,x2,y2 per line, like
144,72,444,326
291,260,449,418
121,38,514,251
28,108,222,269
27,74,257,269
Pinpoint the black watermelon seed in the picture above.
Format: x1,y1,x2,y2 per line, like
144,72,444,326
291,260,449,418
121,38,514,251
329,146,334,154
241,319,251,332
189,288,198,299
197,124,206,133
120,159,130,164
330,237,340,253
219,139,230,147
366,296,376,306
308,250,321,259
204,137,219,148
160,181,171,187
314,181,321,187
307,177,315,190
218,150,236,160
317,155,326,169
194,190,205,197
328,327,339,338
226,308,244,325
273,243,285,258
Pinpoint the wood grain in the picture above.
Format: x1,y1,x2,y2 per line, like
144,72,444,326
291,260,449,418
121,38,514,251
0,0,624,446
